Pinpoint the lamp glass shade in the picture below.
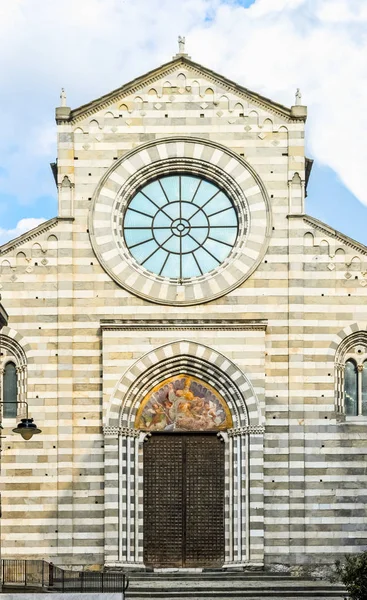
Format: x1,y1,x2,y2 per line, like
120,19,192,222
12,417,41,440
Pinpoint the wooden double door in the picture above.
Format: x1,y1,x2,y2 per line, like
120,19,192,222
143,433,225,568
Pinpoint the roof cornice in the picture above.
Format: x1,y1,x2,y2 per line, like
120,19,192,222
290,214,367,255
69,56,293,123
0,217,74,255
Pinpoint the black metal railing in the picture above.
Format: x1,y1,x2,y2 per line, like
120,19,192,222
1,559,129,595
2,559,47,588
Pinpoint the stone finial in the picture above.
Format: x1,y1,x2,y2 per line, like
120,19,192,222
178,35,186,54
60,88,67,107
291,88,307,119
56,88,71,122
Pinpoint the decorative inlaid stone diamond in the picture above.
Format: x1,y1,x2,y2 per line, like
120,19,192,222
201,102,208,109
345,272,352,279
328,263,335,271
154,103,162,109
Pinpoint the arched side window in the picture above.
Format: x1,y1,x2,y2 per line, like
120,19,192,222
3,361,18,418
335,332,367,417
0,333,28,420
344,359,358,416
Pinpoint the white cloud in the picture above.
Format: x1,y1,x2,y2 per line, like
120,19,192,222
190,0,367,204
0,0,366,228
0,218,46,246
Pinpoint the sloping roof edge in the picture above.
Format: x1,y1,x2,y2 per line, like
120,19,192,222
0,217,73,255
305,157,313,197
69,56,292,122
298,214,367,255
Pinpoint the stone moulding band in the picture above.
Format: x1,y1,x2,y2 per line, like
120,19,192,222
100,318,268,331
103,425,265,437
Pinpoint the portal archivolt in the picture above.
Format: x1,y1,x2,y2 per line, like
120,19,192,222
103,341,265,568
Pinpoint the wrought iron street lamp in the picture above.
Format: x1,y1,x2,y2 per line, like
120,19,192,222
0,401,41,440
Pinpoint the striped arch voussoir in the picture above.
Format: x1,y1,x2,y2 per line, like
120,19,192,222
0,327,32,366
105,341,261,430
328,323,367,361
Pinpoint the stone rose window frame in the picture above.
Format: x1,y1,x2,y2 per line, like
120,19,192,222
89,137,272,306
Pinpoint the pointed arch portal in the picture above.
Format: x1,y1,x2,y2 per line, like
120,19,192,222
103,341,265,569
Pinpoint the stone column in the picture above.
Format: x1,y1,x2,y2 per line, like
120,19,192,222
104,426,144,568
227,425,265,567
103,426,120,565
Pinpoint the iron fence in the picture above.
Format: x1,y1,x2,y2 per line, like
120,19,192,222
2,559,47,588
1,559,129,595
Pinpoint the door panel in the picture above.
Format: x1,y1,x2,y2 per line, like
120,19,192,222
143,435,184,567
143,433,224,568
185,435,225,567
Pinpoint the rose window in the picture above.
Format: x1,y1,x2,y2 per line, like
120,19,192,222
123,175,238,279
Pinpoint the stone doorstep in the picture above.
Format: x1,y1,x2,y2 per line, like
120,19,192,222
125,597,347,600
129,581,344,588
126,590,348,600
125,573,348,599
126,589,348,599
129,574,300,580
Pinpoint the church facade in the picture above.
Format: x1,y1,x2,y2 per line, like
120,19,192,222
0,48,366,573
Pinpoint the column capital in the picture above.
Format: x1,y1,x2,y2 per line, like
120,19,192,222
103,425,140,438
228,425,265,437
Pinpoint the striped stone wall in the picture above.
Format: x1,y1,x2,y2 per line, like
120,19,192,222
0,56,366,570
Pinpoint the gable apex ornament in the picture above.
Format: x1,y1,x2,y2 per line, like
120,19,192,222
55,86,71,122
174,35,191,59
60,88,67,107
291,87,307,119
178,36,185,54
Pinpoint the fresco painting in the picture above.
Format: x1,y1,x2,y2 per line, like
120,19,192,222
135,374,233,432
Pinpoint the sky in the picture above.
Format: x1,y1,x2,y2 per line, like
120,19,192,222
0,0,367,245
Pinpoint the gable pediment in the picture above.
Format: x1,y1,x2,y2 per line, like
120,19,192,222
68,56,294,126
301,215,367,287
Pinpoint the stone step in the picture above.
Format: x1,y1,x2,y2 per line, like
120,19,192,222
129,575,297,581
128,572,296,579
126,589,347,600
128,580,342,587
125,575,347,599
127,596,346,600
